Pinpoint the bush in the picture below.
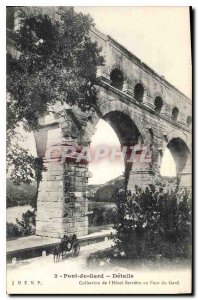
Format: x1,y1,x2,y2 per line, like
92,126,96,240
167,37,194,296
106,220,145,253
114,183,192,260
6,210,36,239
6,222,20,239
88,202,117,226
93,180,124,202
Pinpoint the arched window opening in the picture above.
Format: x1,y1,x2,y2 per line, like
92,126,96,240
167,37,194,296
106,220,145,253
154,96,163,113
172,107,179,122
110,69,124,91
134,83,144,102
186,116,192,126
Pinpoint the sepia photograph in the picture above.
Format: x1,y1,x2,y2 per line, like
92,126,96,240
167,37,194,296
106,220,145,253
5,5,192,294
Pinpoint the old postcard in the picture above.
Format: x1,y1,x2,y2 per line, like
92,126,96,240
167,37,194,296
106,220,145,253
6,6,192,294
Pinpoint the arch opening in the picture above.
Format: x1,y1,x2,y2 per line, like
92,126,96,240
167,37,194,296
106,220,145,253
161,138,190,187
88,111,142,234
172,107,179,121
168,138,190,173
89,119,124,185
110,69,124,91
154,96,163,113
89,111,142,188
103,111,140,145
160,148,176,177
134,83,144,102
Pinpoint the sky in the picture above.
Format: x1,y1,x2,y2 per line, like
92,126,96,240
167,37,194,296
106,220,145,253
17,6,191,184
75,6,191,98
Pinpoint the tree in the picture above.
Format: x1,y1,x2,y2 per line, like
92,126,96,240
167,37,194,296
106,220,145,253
6,179,37,208
7,7,104,187
114,183,192,259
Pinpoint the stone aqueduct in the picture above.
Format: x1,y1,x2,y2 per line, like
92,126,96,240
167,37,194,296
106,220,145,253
32,28,192,238
7,8,192,239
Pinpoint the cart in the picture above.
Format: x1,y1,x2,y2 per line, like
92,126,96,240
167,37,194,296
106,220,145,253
60,234,80,258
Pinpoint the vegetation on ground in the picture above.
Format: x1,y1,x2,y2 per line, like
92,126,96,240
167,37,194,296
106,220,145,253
7,209,36,240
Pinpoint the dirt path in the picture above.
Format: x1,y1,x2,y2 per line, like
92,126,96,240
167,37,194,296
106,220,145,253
6,240,191,294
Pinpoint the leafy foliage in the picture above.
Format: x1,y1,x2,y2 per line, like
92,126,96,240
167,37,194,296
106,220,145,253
87,177,124,202
94,183,124,202
6,179,37,208
7,7,104,131
6,209,36,239
7,141,44,185
7,7,104,186
114,183,192,259
88,202,117,226
7,222,21,239
87,176,176,203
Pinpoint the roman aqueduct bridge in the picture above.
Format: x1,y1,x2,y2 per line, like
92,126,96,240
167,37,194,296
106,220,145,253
7,7,191,238
32,28,192,238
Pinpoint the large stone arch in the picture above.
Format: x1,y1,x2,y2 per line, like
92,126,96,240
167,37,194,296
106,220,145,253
81,99,157,194
165,130,191,152
81,99,148,144
161,130,191,188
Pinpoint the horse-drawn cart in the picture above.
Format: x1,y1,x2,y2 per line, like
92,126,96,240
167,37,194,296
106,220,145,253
53,234,80,262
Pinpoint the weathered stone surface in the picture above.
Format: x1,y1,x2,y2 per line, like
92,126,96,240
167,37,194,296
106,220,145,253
33,25,191,239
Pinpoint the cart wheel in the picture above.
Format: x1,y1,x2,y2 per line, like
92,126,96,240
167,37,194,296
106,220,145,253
72,242,80,258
